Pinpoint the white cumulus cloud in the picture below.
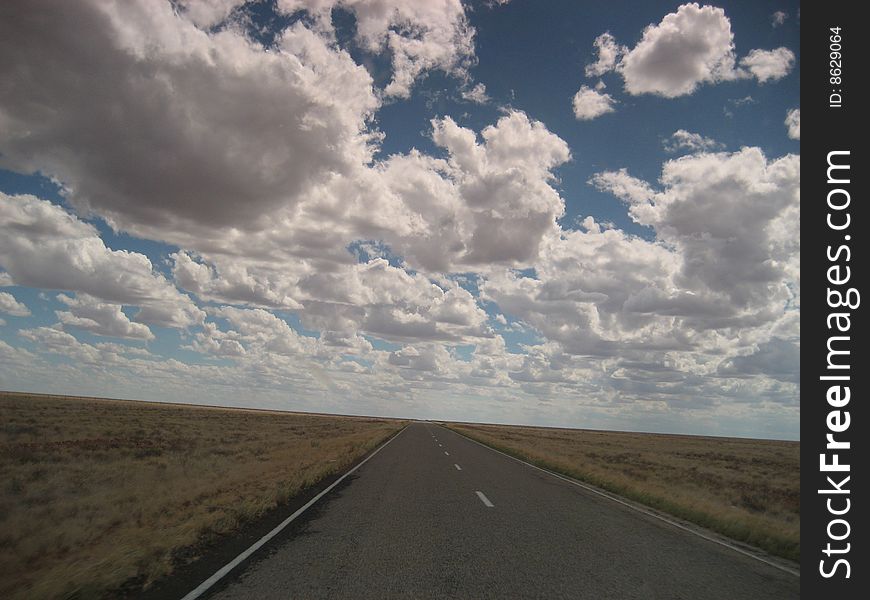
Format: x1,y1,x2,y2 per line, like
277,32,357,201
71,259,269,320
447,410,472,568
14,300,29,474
584,4,796,98
585,32,625,77
0,291,31,317
739,48,795,83
461,82,491,104
0,193,204,329
572,85,617,120
595,148,800,312
588,169,655,205
56,293,155,340
619,3,739,97
663,129,724,153
0,1,380,236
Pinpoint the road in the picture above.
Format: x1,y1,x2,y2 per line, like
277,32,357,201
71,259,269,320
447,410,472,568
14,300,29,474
198,423,799,599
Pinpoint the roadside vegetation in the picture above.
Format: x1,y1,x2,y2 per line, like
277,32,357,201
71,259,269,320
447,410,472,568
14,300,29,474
0,392,403,599
446,422,799,562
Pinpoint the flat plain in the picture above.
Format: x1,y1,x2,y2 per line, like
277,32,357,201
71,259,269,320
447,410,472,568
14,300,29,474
447,421,799,562
1,392,799,599
0,392,403,600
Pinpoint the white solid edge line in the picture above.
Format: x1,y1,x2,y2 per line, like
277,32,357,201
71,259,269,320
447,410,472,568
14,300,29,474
445,426,799,578
180,426,407,600
455,464,462,470
475,490,495,507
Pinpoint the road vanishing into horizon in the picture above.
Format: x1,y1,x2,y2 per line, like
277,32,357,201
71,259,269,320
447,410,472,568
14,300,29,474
196,423,799,599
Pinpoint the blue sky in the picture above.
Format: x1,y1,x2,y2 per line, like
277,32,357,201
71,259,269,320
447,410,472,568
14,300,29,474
0,1,800,439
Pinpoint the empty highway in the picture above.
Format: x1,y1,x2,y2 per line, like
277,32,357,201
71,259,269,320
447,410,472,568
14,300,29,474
190,423,799,599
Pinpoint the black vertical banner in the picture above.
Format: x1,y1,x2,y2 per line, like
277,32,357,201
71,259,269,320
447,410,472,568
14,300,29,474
803,3,866,597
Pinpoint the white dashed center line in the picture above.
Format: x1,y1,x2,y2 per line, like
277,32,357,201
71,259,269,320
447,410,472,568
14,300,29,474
444,451,449,456
454,464,462,471
475,491,494,508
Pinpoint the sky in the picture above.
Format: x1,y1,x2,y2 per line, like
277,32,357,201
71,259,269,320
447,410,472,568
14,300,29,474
0,0,800,439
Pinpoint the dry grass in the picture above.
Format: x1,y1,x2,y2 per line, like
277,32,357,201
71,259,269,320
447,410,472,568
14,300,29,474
446,422,799,561
0,392,404,599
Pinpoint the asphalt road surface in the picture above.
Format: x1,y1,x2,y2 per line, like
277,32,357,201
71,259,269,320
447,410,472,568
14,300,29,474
201,423,799,599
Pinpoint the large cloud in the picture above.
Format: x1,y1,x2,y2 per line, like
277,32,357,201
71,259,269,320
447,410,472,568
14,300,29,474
620,4,739,97
350,110,571,272
163,109,571,294
592,148,800,312
0,193,203,328
481,221,681,358
420,112,570,267
0,1,379,235
0,0,568,287
585,4,795,98
480,146,799,394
